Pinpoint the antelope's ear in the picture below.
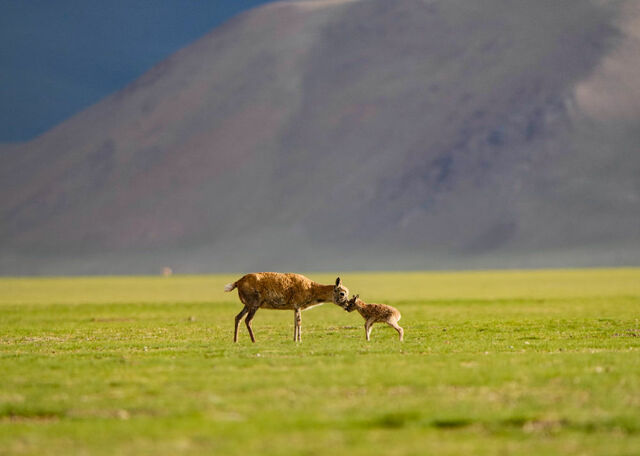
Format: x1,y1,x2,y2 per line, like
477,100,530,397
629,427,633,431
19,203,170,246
353,294,359,300
335,277,341,287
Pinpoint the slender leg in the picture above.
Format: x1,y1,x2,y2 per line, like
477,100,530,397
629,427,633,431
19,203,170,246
245,307,258,343
234,306,249,342
365,320,374,341
294,308,302,342
388,321,404,341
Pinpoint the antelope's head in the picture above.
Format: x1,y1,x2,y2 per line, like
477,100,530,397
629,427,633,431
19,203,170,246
333,277,349,306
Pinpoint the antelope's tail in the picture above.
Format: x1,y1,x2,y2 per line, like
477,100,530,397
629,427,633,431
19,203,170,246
224,281,237,292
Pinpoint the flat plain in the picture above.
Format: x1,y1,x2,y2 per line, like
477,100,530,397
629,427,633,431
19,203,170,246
1,269,639,455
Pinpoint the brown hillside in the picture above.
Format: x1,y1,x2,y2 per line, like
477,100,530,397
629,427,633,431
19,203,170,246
1,0,639,274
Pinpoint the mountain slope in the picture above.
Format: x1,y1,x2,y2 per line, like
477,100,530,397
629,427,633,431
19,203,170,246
1,0,639,274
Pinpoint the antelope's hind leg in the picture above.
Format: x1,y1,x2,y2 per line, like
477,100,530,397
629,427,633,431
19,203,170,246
245,307,258,343
234,306,249,342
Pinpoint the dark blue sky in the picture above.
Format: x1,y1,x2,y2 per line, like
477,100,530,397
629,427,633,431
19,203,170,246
0,0,275,142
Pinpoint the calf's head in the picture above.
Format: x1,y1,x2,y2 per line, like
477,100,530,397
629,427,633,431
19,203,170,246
344,294,359,312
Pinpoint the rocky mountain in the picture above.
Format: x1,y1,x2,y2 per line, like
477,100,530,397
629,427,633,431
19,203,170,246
1,0,639,275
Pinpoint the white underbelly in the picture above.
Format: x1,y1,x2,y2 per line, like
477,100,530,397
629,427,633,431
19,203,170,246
302,302,324,311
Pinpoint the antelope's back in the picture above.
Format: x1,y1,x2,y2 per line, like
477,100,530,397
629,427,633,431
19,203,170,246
237,272,313,309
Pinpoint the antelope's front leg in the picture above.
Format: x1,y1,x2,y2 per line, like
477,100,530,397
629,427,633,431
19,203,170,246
293,308,302,342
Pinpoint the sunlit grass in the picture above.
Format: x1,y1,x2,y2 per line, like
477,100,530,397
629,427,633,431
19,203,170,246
1,269,639,455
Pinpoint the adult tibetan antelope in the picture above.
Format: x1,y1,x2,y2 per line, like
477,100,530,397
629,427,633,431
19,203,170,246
224,273,350,342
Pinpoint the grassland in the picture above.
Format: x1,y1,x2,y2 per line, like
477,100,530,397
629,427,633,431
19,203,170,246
1,269,639,455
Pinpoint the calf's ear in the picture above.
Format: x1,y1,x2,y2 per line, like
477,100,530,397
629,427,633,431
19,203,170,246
335,277,341,287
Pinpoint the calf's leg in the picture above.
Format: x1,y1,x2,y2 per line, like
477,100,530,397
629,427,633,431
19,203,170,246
388,321,404,341
365,319,374,341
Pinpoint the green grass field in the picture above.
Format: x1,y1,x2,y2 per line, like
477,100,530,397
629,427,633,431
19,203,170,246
1,269,639,455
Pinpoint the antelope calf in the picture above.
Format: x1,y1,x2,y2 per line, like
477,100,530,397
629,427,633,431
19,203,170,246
338,294,403,341
225,273,350,342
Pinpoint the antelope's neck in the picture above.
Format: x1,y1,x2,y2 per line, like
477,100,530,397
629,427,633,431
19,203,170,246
312,283,334,302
